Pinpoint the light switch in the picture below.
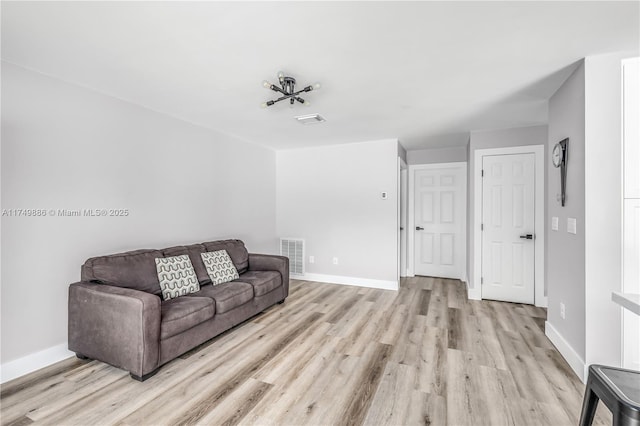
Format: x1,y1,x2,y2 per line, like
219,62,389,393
552,216,559,231
567,217,577,234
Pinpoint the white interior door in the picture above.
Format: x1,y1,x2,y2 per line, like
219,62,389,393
414,164,466,279
481,153,535,304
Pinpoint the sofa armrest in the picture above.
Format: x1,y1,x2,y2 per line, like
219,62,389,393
68,281,161,377
248,254,289,299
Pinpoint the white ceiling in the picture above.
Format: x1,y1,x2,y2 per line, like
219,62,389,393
2,1,639,150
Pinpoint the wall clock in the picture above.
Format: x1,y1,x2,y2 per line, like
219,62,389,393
553,138,569,206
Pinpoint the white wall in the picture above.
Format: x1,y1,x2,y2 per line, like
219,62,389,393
407,146,467,165
546,62,586,361
584,52,635,370
397,142,407,164
545,51,638,382
1,62,277,376
467,125,548,290
276,139,399,287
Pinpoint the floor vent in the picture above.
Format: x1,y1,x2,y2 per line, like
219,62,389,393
280,238,305,276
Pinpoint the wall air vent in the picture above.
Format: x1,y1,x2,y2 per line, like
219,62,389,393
280,238,305,276
294,114,326,125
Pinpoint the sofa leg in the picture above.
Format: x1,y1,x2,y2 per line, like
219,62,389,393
130,369,159,382
278,299,285,304
76,353,91,360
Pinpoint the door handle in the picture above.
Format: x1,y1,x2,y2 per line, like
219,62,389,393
519,234,534,240
400,227,404,231
416,226,424,231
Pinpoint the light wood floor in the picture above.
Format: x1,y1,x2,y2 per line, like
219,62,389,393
1,277,611,426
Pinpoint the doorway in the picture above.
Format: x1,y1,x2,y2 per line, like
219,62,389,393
473,145,546,306
398,158,408,280
408,163,466,280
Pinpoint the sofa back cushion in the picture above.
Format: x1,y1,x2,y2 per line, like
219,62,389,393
80,239,249,295
82,249,164,295
163,244,211,285
202,240,249,274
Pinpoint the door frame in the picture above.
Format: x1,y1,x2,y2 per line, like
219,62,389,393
408,162,467,279
472,145,546,307
398,157,408,280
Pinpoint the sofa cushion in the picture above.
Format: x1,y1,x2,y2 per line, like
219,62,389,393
190,282,253,314
163,244,210,285
235,271,281,297
155,255,200,301
201,250,239,285
160,296,214,340
83,249,164,295
202,240,249,274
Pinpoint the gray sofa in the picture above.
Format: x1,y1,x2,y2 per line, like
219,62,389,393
68,239,289,380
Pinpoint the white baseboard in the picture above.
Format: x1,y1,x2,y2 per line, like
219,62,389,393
1,343,73,384
545,321,586,383
296,273,398,291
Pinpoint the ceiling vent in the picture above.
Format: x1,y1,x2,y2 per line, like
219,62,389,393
294,114,326,125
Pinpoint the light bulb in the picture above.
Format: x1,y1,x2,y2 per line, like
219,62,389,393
278,71,285,80
260,102,268,108
304,100,311,106
262,80,272,89
313,82,321,90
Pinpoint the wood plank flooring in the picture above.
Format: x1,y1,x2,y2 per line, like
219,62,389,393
1,277,612,426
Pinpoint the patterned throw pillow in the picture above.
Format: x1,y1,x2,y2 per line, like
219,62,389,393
155,255,200,301
201,250,240,285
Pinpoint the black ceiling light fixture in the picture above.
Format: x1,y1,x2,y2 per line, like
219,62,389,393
261,71,320,108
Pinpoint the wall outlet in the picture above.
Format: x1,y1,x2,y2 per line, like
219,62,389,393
381,191,388,200
309,255,314,264
560,302,566,319
332,257,339,265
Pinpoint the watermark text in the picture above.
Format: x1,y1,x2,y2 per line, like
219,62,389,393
2,208,130,217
